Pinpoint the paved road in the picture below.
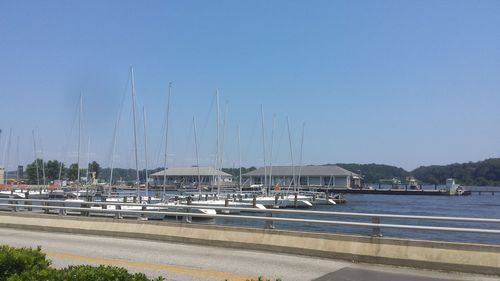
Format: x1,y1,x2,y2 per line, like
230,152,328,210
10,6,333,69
0,227,496,281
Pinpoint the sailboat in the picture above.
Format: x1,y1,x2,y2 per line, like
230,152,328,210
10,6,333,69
186,99,266,213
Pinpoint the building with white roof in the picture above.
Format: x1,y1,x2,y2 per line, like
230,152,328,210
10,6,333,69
242,165,360,188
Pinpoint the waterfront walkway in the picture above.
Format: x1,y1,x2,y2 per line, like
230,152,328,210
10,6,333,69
0,227,496,281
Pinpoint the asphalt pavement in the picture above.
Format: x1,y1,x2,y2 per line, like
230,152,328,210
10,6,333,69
0,227,496,281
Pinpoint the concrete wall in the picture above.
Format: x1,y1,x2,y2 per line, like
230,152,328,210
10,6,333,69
0,212,499,276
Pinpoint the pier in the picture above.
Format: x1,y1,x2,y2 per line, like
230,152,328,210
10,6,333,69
328,188,473,196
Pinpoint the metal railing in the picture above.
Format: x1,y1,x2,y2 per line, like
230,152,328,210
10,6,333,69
1,198,500,238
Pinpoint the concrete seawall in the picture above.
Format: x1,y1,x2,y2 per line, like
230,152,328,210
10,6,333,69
0,212,499,276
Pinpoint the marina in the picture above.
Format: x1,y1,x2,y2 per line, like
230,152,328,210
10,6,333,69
1,1,499,279
0,183,498,244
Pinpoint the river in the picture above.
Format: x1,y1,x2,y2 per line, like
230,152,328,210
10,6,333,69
210,187,500,244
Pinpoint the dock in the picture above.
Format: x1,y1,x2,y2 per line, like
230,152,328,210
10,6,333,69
328,188,472,196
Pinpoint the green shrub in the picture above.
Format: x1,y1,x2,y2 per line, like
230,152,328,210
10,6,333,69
51,265,164,281
247,276,281,281
0,245,163,281
0,245,51,281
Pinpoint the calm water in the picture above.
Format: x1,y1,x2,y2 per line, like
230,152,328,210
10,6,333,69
209,191,500,244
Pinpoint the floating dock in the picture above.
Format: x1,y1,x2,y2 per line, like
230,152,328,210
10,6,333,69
329,188,471,196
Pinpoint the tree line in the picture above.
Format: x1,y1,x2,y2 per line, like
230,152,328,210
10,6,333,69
336,158,500,186
412,158,500,186
25,159,100,184
22,158,500,186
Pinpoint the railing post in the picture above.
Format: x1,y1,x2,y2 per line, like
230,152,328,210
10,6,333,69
10,200,18,212
25,198,32,212
81,203,90,216
44,201,49,214
59,202,66,216
183,196,192,223
115,204,123,219
294,193,298,208
372,216,383,237
138,204,147,221
252,195,256,208
183,209,192,223
264,211,274,229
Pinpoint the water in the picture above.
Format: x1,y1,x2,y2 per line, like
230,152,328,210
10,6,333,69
134,188,500,244
209,192,500,245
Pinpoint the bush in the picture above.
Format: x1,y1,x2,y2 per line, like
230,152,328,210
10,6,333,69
243,278,282,281
0,245,163,281
53,265,164,281
0,245,51,281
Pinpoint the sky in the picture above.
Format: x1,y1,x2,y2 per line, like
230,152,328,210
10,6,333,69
0,0,499,172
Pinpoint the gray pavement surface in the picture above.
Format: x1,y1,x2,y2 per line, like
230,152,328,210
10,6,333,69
313,268,465,281
0,227,497,281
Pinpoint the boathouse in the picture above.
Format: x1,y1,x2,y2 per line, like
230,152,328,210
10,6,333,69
150,166,232,187
242,165,361,188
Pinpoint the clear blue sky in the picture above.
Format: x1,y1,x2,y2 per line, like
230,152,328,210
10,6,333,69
0,0,499,171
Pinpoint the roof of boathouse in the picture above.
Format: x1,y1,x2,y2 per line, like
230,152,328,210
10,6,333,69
150,167,232,177
242,165,359,177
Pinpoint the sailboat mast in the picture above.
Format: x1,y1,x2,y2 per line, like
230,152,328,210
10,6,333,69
193,117,201,193
109,115,119,190
260,105,267,194
16,136,19,186
4,128,12,183
215,90,220,194
297,122,305,192
286,117,295,191
163,82,172,200
238,125,242,193
39,134,46,186
269,115,275,191
219,102,228,188
142,107,149,196
130,66,140,191
77,94,82,185
86,137,90,185
31,130,39,186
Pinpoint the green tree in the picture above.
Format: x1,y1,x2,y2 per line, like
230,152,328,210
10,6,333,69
88,161,101,180
67,163,79,181
46,160,64,181
25,159,44,185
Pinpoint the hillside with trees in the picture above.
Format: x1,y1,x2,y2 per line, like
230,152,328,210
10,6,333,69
336,159,500,186
412,158,500,186
332,163,409,184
